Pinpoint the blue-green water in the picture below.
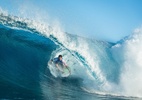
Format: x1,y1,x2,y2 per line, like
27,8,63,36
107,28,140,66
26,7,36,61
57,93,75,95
0,13,141,100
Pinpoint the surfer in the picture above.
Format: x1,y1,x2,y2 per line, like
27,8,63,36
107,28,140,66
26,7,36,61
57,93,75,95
51,55,69,73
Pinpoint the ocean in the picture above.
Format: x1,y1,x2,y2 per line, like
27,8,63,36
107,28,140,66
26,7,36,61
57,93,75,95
0,11,142,100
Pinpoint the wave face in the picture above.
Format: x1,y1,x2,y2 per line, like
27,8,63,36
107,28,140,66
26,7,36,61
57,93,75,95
0,11,142,99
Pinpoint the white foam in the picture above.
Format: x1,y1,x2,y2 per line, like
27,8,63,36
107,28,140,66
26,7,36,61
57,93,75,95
112,27,142,97
0,8,111,93
1,8,142,97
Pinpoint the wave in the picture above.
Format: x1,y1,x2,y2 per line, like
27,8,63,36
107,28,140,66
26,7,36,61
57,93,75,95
0,10,142,98
112,27,142,97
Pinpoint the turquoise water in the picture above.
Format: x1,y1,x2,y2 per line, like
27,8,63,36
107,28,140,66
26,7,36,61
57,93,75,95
0,13,141,100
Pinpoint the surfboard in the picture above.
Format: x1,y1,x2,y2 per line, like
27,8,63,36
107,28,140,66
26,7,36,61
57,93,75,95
48,60,71,78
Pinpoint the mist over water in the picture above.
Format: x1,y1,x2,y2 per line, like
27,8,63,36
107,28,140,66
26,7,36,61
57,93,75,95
112,28,142,97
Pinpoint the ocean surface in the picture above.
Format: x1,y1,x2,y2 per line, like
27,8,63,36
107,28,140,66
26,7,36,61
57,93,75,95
0,11,142,100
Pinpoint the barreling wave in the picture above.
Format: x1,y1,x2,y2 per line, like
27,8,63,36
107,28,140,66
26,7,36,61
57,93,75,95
0,10,142,99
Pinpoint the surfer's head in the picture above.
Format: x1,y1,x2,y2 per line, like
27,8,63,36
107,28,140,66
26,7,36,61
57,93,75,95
58,55,62,61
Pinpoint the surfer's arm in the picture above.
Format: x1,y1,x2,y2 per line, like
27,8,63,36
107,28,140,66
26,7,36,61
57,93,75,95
63,62,67,67
55,64,63,72
63,61,71,73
